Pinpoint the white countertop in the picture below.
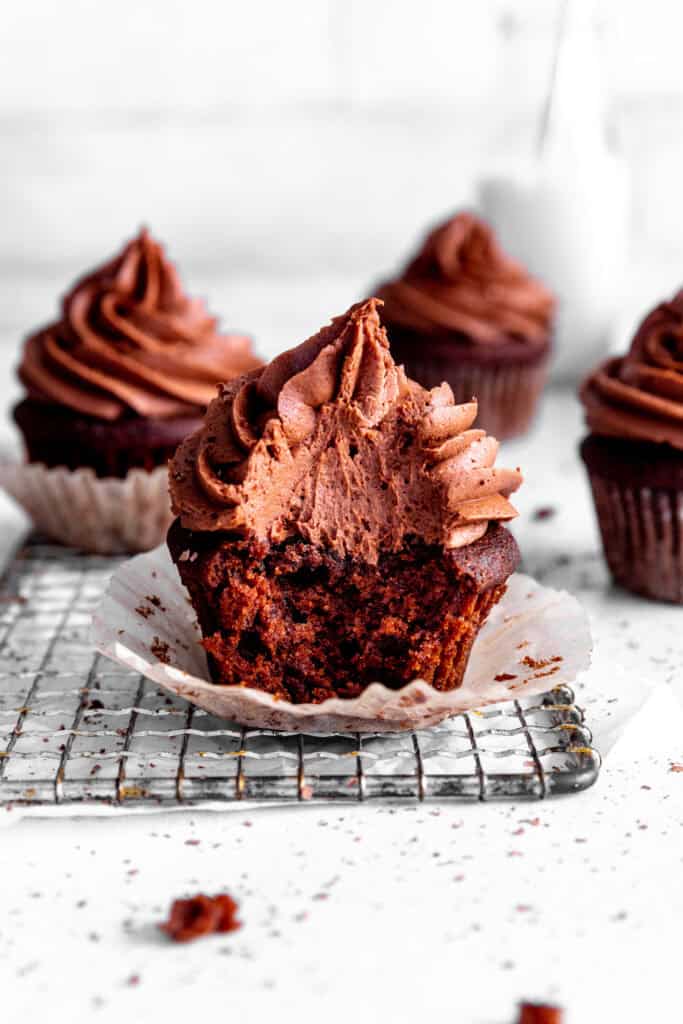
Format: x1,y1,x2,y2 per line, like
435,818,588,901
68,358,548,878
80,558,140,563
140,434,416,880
1,388,682,1024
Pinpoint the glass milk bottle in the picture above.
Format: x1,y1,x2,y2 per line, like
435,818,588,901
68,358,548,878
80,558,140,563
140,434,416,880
480,0,630,382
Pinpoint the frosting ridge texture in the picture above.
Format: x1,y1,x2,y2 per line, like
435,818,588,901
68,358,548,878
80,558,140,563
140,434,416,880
18,229,260,421
378,212,555,346
582,289,683,449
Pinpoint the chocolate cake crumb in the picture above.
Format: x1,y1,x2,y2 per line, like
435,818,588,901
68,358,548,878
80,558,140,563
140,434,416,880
494,672,517,682
531,665,561,680
150,638,171,664
135,604,154,619
159,894,241,942
521,654,562,671
145,595,166,611
517,1002,563,1024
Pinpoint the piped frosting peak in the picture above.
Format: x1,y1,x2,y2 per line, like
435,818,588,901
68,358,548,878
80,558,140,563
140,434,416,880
582,288,683,449
170,298,522,562
378,211,555,346
18,229,260,421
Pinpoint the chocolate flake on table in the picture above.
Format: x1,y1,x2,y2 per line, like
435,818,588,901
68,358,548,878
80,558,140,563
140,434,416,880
494,672,517,682
159,894,241,942
521,654,562,671
150,637,171,664
135,603,154,619
517,1002,563,1024
532,506,556,521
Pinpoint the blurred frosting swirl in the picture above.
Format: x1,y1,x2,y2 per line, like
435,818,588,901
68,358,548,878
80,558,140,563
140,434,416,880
18,229,260,421
582,289,683,449
378,212,555,346
170,298,522,562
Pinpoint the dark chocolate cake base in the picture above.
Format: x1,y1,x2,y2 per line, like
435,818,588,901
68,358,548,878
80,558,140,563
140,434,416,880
581,434,683,603
14,399,203,478
168,520,520,704
385,324,550,441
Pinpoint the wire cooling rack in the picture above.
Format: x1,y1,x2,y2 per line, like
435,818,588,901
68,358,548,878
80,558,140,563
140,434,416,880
0,538,600,807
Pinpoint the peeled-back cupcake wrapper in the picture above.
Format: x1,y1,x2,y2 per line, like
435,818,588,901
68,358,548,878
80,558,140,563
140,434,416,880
0,461,173,555
91,545,592,733
587,473,683,603
399,356,549,441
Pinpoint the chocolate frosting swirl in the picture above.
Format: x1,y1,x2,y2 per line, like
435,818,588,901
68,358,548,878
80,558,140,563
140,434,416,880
378,212,555,346
170,298,522,562
18,229,261,421
582,289,683,449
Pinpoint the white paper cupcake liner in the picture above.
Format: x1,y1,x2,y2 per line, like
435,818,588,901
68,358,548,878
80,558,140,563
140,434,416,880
92,545,592,733
0,461,173,555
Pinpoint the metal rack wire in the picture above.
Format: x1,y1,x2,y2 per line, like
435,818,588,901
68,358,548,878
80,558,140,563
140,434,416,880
0,538,601,807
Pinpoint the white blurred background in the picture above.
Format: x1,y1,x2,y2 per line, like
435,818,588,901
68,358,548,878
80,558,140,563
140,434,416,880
2,0,683,381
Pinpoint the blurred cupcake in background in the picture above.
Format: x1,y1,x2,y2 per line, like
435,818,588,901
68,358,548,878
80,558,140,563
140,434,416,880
1,229,261,553
377,212,556,440
581,289,683,603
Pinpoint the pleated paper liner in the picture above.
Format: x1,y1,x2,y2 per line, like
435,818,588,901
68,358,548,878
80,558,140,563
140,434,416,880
92,545,592,733
0,461,173,555
586,473,683,603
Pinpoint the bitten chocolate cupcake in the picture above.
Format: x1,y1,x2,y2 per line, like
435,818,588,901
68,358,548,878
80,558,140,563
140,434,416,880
377,212,555,440
14,228,260,477
1,229,261,553
581,289,683,603
168,298,522,703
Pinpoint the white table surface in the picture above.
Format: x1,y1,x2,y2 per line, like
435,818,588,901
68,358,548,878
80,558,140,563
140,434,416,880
1,386,682,1024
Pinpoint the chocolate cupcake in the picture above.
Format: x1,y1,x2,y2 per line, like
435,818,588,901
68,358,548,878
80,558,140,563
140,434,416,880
581,289,683,603
1,229,260,553
14,228,260,477
377,212,555,440
168,298,522,703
